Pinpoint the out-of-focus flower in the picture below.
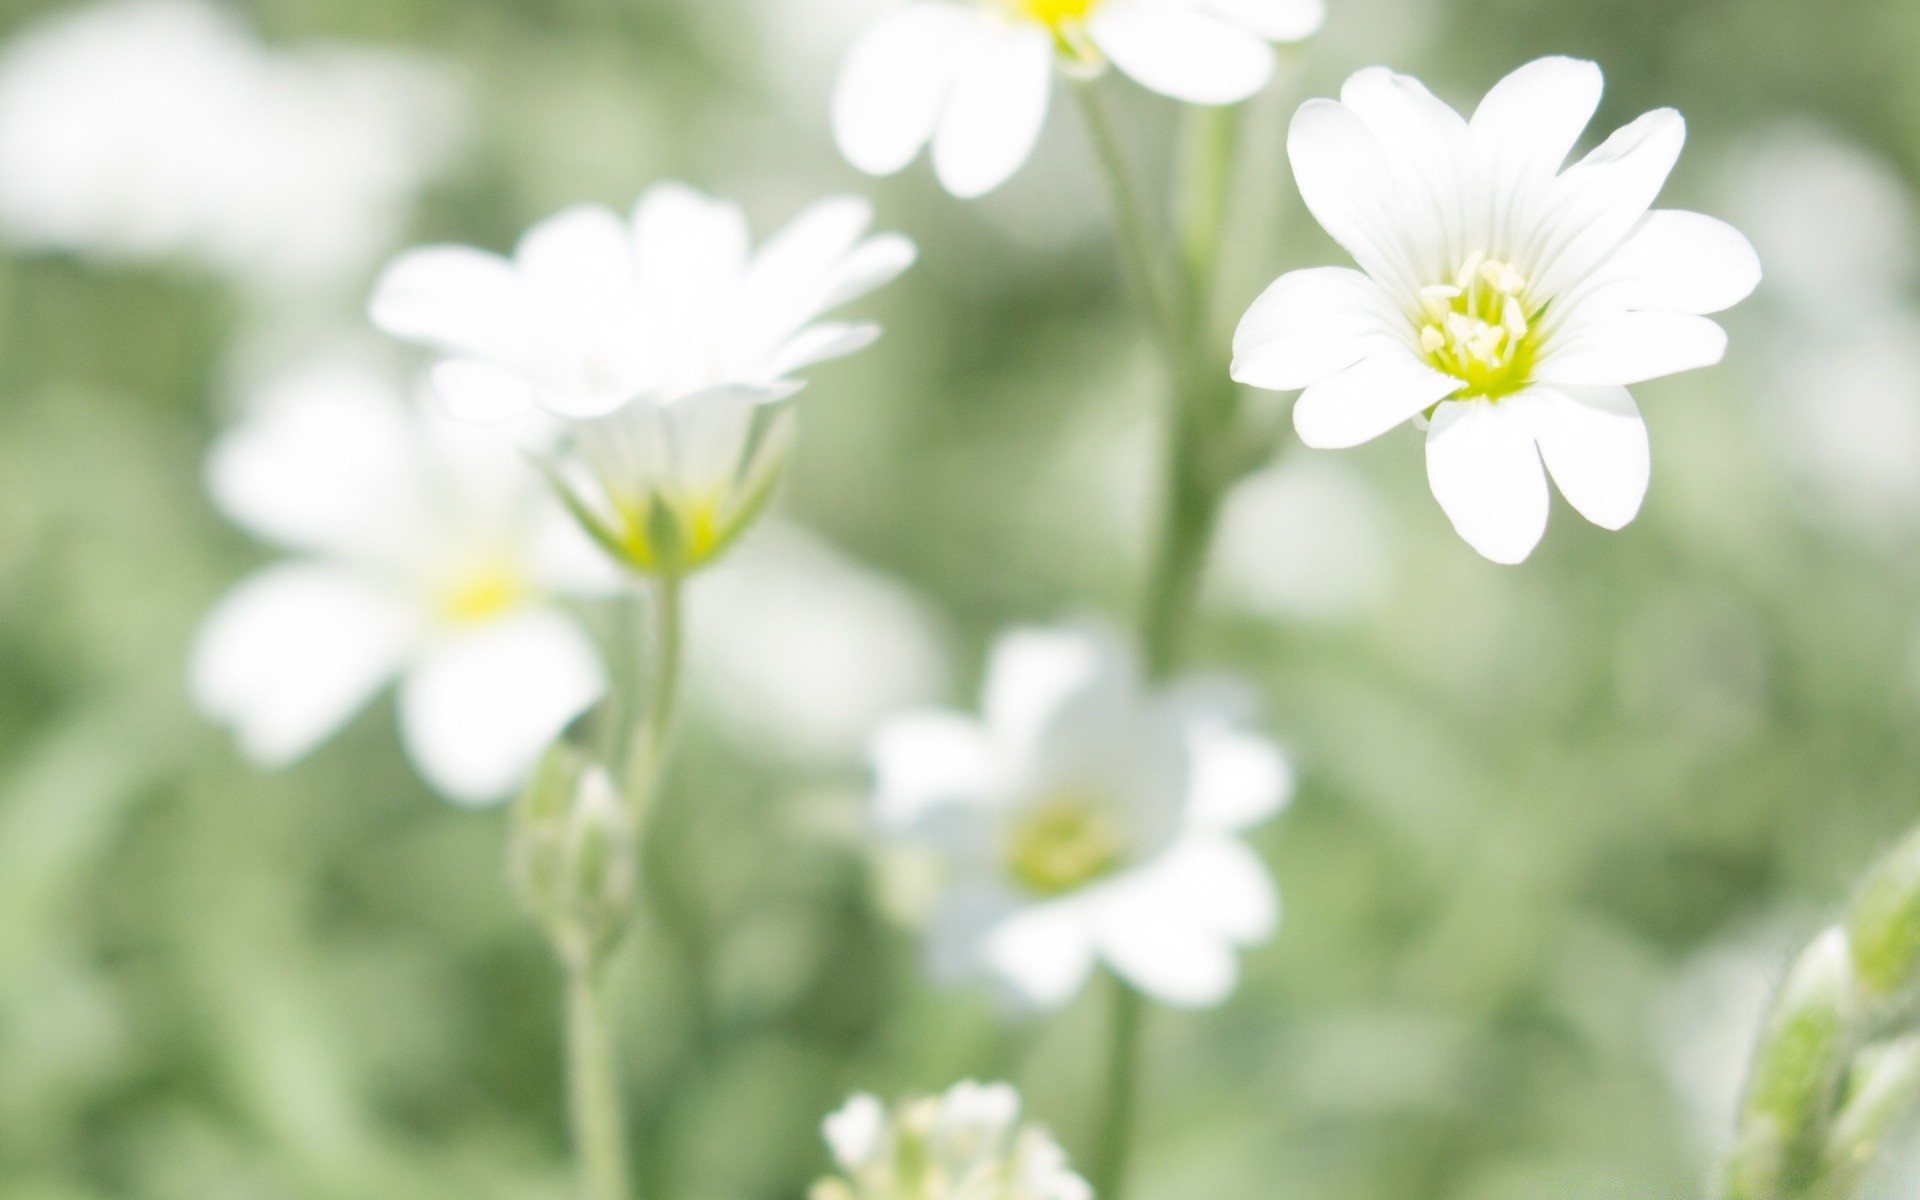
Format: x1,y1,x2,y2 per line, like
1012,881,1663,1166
1724,124,1920,544
372,184,913,575
1207,455,1393,621
190,357,615,804
1232,56,1762,564
812,1081,1090,1200
687,523,949,763
871,625,1291,1009
0,0,461,290
832,0,1326,199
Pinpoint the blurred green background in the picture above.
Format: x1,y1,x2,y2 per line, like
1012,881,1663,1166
4,0,1920,1197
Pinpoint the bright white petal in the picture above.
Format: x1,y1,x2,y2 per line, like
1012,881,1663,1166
1538,311,1728,386
369,245,534,364
631,183,752,395
730,196,913,374
1525,385,1651,531
1231,266,1407,392
1089,0,1275,106
1292,351,1462,450
190,563,416,766
981,899,1099,1009
1424,398,1550,565
1186,722,1292,833
429,358,543,421
871,711,997,829
515,203,638,314
1287,99,1425,301
932,23,1053,199
833,3,977,178
1471,56,1603,185
1194,0,1326,41
1092,873,1240,1008
398,610,606,804
982,627,1114,759
1579,210,1763,316
1338,67,1470,275
1145,836,1280,944
1531,109,1687,299
759,321,881,383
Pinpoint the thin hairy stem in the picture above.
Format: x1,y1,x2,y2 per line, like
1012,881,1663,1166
1089,976,1146,1200
565,961,632,1200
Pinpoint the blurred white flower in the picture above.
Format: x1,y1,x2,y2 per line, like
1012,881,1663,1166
832,0,1326,199
1207,455,1392,620
813,1081,1090,1200
190,357,615,804
372,184,914,574
0,0,462,290
1232,56,1762,564
871,625,1291,1009
687,523,949,763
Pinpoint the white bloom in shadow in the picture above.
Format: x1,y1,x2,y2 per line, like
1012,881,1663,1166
0,0,461,290
871,625,1291,1010
1232,56,1762,564
190,358,616,804
813,1081,1090,1200
832,0,1326,199
372,184,914,574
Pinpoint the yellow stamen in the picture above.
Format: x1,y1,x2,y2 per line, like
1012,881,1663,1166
1013,0,1100,28
438,559,529,625
1417,255,1541,401
1005,793,1124,896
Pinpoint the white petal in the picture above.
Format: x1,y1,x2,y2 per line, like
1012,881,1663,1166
1526,385,1650,531
515,203,638,314
1338,67,1470,275
191,564,416,766
1537,311,1727,386
1424,398,1549,565
982,627,1115,758
730,196,914,375
932,23,1053,199
369,245,535,365
1089,0,1275,106
871,711,997,829
1531,109,1687,299
1140,836,1280,943
833,3,977,178
758,321,881,383
1470,56,1603,184
1194,0,1326,41
1091,872,1240,1008
981,898,1099,1009
631,183,752,395
1292,351,1461,449
823,1095,886,1171
1287,98,1425,301
207,363,420,558
1578,210,1762,316
398,610,606,804
429,358,543,421
1231,266,1407,392
1186,722,1292,833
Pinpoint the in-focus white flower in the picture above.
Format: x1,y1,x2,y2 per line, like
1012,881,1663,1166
1232,56,1762,564
812,1081,1090,1200
372,183,914,574
871,625,1291,1009
833,0,1326,199
190,357,615,804
0,0,461,290
687,523,949,763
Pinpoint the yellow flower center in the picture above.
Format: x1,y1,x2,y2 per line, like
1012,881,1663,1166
1005,793,1125,896
1417,253,1543,400
613,491,729,573
1012,0,1100,27
437,558,530,625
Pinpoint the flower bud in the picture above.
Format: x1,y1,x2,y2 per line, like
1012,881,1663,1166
511,743,637,969
1848,827,1920,999
544,387,795,578
1821,1035,1920,1193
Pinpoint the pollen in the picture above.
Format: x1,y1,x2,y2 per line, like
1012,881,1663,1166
1005,793,1125,896
1416,253,1542,400
437,558,530,625
1013,0,1100,27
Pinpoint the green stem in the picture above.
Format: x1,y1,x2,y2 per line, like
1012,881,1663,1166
1089,977,1146,1200
625,573,684,821
1175,104,1243,334
1074,80,1180,354
565,962,632,1200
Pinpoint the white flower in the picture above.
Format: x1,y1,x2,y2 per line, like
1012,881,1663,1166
871,625,1291,1010
190,357,615,804
370,183,915,422
1232,57,1763,564
0,0,461,290
813,1082,1090,1200
833,0,1326,199
371,183,913,574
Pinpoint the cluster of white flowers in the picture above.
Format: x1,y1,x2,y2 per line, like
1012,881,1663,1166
814,1082,1090,1200
872,625,1291,1008
0,0,461,290
1232,56,1762,563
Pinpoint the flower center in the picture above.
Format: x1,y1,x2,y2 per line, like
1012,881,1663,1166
1005,793,1124,896
1417,253,1542,400
437,558,530,625
1010,0,1100,28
